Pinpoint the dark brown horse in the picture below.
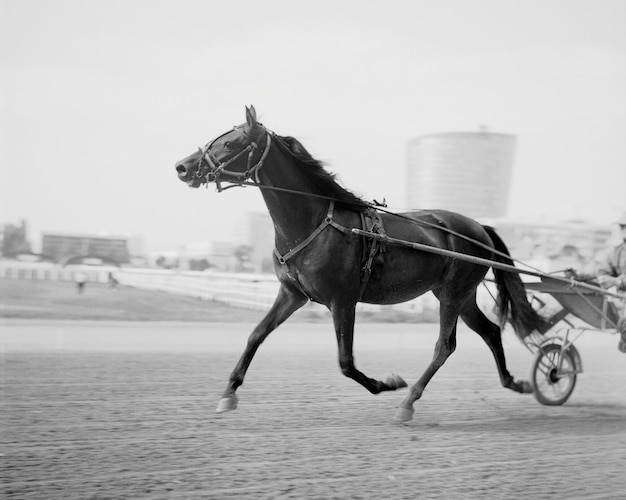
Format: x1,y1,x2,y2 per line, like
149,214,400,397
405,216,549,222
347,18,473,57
175,106,544,422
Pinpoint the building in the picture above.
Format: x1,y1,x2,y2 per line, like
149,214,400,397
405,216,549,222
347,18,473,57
0,220,31,255
493,219,613,274
246,212,275,272
175,241,239,271
150,210,275,273
41,232,141,265
406,131,516,219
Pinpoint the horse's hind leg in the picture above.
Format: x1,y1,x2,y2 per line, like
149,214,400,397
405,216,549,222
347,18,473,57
331,303,407,394
216,284,307,413
460,299,533,394
396,299,460,422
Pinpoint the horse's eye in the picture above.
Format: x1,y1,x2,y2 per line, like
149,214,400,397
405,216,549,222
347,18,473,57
224,141,231,149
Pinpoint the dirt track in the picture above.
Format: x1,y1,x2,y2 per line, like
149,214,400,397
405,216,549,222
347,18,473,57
2,320,625,499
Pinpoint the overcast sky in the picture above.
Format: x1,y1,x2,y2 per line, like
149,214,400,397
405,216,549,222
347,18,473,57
2,0,625,252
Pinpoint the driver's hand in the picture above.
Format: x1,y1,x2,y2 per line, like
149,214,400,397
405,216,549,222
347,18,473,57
597,275,619,288
564,268,578,279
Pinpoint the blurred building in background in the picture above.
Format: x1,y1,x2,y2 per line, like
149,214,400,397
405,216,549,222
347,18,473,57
172,241,238,271
41,232,143,265
403,129,617,273
406,130,516,219
0,220,32,256
155,212,275,273
494,219,614,274
245,212,275,273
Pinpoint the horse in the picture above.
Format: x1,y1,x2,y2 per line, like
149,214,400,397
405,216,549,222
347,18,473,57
175,106,545,422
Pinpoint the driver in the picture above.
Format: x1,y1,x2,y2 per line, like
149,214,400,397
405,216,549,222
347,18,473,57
596,211,626,353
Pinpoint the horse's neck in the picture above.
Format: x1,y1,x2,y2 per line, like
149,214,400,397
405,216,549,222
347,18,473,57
256,154,329,247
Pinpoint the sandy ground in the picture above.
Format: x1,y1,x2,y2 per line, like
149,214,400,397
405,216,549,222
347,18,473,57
1,320,625,499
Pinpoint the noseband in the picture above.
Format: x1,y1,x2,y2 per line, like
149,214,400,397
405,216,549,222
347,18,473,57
196,127,272,191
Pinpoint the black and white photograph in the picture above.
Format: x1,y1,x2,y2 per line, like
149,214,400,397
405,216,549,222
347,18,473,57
2,1,625,498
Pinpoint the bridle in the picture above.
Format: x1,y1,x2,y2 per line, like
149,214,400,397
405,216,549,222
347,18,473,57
195,125,272,191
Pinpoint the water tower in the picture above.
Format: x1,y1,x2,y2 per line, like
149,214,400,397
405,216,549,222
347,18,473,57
406,131,516,219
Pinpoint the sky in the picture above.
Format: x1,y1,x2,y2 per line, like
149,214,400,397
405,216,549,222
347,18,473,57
2,0,625,253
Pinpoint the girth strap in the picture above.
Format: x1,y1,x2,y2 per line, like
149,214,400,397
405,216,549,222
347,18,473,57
358,209,386,299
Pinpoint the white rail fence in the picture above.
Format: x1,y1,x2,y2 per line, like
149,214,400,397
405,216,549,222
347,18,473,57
0,261,497,316
116,267,282,311
0,261,116,284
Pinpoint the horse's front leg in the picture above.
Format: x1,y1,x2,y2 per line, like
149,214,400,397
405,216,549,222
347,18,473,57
331,303,407,394
216,284,307,413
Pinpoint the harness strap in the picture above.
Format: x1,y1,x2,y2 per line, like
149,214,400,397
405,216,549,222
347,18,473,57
274,200,386,302
274,201,351,265
359,210,386,299
275,200,353,302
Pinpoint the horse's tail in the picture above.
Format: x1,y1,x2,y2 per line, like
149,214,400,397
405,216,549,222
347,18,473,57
483,226,547,341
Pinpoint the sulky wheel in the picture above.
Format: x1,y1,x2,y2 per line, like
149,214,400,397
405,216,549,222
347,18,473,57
530,343,578,405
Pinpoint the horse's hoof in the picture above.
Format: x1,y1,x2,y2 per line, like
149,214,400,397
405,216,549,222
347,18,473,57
394,406,414,423
216,395,238,413
519,380,534,394
385,373,408,390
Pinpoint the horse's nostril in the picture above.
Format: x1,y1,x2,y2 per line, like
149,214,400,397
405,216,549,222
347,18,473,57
176,164,188,177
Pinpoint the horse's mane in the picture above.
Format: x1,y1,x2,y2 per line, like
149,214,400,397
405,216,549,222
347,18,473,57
273,134,366,208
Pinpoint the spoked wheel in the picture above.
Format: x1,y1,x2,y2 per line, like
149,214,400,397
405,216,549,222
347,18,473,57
531,343,578,405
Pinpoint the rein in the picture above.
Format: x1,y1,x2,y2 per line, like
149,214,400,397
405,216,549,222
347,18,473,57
197,124,551,279
223,177,532,271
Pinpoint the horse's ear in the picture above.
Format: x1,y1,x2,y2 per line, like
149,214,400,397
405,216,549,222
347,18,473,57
245,105,257,127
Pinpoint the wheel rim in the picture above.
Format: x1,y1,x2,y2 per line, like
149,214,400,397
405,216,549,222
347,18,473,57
534,346,576,404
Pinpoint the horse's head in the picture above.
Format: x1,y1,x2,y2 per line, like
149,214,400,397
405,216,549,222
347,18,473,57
175,106,271,190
